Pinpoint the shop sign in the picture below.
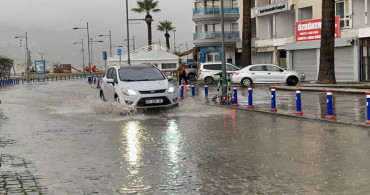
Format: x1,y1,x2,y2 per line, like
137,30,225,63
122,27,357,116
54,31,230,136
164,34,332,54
296,16,340,42
255,1,288,17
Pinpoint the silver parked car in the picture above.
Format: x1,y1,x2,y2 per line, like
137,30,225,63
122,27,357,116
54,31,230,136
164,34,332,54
100,64,179,108
231,64,306,86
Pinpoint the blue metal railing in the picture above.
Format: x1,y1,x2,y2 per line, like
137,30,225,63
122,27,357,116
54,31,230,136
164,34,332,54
193,7,239,15
193,31,240,40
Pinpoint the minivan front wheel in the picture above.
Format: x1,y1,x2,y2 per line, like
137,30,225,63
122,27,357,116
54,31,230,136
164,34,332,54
100,90,106,102
204,76,214,85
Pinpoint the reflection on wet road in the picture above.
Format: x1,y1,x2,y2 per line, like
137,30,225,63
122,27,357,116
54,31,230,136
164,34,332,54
1,80,370,194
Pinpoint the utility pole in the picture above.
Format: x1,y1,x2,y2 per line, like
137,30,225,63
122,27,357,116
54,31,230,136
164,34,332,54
126,0,131,65
220,0,227,103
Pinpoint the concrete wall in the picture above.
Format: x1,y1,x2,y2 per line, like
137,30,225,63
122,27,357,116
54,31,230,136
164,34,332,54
257,15,273,39
293,0,322,21
276,11,295,38
353,0,366,28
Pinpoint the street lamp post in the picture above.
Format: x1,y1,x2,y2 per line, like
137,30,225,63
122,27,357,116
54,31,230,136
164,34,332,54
124,36,135,50
173,30,176,52
14,32,29,82
74,39,85,74
98,30,112,57
179,42,189,60
89,39,104,67
220,0,227,103
73,22,91,75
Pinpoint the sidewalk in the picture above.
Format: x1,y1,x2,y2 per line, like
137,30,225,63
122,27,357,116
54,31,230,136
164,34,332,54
181,83,370,127
276,82,370,94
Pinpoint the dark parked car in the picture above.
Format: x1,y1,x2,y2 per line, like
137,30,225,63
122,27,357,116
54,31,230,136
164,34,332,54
185,63,198,81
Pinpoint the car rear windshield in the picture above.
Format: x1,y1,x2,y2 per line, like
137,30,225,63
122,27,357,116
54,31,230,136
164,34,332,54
119,67,165,81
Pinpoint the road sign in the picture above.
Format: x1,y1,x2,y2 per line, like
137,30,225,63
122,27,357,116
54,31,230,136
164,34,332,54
117,49,122,56
102,51,107,60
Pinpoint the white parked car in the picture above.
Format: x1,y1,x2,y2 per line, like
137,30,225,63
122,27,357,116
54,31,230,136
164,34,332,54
231,64,306,86
100,64,179,108
197,62,240,84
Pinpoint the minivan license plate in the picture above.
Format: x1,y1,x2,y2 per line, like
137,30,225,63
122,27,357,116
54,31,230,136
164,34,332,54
145,99,163,104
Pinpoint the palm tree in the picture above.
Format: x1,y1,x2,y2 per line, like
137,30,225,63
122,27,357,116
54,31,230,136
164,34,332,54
157,20,175,49
317,0,336,84
242,0,252,68
131,0,161,46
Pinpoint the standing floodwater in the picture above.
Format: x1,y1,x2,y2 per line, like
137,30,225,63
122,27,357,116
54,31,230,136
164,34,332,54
1,80,370,194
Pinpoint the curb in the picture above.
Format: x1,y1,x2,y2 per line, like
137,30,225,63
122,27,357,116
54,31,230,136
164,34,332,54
276,86,369,94
200,100,370,128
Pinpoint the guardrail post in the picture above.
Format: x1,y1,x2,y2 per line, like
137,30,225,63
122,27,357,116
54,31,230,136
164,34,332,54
232,85,239,107
295,88,303,115
270,86,277,112
366,92,370,124
205,84,209,103
191,83,195,98
247,85,254,109
325,90,335,119
180,84,184,100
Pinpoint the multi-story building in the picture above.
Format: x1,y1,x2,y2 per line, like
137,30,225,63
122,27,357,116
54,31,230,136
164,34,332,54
242,0,370,82
193,0,240,65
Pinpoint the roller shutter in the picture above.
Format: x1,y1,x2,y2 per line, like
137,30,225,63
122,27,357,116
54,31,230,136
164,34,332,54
252,52,272,64
335,47,354,81
293,49,317,81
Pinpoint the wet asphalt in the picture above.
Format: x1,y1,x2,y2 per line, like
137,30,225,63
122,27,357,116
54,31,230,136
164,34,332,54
1,79,370,194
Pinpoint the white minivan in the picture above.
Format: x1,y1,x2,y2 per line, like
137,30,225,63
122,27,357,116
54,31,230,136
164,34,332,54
100,64,179,108
197,62,240,84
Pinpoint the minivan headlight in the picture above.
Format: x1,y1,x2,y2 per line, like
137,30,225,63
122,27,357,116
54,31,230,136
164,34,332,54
121,88,137,96
168,86,177,94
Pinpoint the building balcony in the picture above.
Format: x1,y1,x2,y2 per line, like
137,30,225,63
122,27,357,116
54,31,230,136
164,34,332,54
193,7,239,23
193,31,240,47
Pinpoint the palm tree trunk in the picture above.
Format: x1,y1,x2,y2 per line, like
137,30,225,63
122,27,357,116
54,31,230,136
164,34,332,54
146,14,153,46
242,0,252,68
318,0,336,84
165,33,170,49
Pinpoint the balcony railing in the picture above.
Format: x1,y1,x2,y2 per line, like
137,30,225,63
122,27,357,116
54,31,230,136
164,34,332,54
193,7,239,15
194,31,240,40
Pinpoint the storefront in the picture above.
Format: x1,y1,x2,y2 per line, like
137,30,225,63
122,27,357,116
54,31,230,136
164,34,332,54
286,37,359,82
360,37,370,81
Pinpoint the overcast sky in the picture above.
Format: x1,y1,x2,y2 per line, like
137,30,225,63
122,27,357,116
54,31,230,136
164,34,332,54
0,0,193,71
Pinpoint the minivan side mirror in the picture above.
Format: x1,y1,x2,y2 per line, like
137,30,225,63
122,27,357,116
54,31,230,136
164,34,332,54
106,78,115,84
167,76,173,81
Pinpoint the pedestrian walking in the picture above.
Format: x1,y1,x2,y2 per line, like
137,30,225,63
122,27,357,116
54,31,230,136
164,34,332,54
177,62,188,86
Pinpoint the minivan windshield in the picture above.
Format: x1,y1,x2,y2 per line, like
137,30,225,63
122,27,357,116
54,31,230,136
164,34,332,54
119,67,165,81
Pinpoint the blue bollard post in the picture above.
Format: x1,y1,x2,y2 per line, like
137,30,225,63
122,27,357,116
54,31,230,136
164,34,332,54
204,84,210,103
180,84,184,100
88,76,92,84
325,90,335,119
43,76,45,82
270,86,277,112
295,88,303,115
191,83,195,98
37,77,39,82
366,92,370,124
247,85,254,109
232,85,239,107
0,80,2,88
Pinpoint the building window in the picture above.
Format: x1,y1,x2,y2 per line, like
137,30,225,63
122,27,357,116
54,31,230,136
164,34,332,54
162,63,176,69
298,6,312,21
232,0,238,8
335,1,349,28
207,53,220,62
231,23,239,32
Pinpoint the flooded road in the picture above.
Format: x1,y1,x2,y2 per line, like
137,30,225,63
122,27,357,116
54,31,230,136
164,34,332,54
1,80,370,194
